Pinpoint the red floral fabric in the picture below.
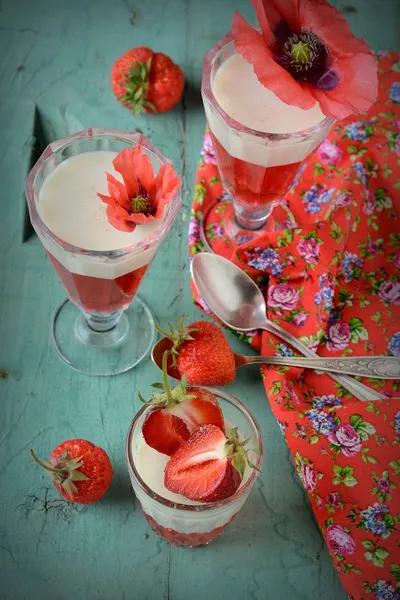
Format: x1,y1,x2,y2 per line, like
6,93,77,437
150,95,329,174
189,53,400,600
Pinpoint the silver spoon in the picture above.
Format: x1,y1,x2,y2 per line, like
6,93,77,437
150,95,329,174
151,337,400,381
191,253,394,401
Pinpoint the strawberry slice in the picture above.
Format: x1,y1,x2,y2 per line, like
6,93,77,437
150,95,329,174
169,388,224,432
139,352,224,456
164,425,252,502
142,409,190,456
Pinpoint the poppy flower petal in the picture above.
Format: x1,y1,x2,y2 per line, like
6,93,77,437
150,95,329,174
299,0,372,56
232,11,316,110
106,173,131,209
106,205,136,232
310,53,378,119
261,0,301,32
250,0,274,44
153,163,181,208
113,147,155,199
127,212,158,225
97,193,114,206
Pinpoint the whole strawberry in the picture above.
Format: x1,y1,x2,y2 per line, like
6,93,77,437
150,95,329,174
111,47,184,116
156,317,236,386
31,439,113,504
140,351,224,456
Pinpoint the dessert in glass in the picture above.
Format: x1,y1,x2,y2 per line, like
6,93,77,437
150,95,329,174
25,128,181,376
201,33,335,246
126,386,264,547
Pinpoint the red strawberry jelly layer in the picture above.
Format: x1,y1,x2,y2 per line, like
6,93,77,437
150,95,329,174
47,251,148,313
143,512,237,547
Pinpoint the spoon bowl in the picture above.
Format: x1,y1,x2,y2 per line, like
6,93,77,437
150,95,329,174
190,253,267,331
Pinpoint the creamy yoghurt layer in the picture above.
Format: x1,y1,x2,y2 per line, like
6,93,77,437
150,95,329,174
38,151,162,279
206,52,329,168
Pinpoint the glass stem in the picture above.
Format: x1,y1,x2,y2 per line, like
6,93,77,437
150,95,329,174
84,311,123,333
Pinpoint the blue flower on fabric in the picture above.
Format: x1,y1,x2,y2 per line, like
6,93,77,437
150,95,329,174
360,504,390,537
388,331,400,357
389,81,400,103
312,395,342,410
275,343,295,357
247,247,284,275
305,409,336,435
352,161,368,187
341,251,364,283
303,185,335,214
394,410,400,435
372,580,400,600
344,121,369,141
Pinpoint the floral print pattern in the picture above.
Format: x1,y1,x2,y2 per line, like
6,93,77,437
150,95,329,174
189,54,400,600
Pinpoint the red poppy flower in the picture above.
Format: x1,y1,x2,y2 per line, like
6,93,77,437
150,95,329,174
232,0,378,120
98,147,181,232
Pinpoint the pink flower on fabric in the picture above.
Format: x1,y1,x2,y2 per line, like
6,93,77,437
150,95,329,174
300,462,317,493
297,238,320,264
326,524,356,556
317,140,344,164
379,280,400,305
188,216,201,246
293,313,308,327
201,132,218,165
328,424,362,456
366,240,379,256
335,193,352,207
327,492,341,507
284,382,300,404
377,478,391,494
268,283,299,310
363,190,376,215
326,321,351,351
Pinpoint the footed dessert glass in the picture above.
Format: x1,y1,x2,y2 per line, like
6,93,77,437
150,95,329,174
25,128,181,376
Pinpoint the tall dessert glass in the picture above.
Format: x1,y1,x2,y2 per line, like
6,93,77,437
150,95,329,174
201,33,335,246
126,387,264,547
25,128,181,376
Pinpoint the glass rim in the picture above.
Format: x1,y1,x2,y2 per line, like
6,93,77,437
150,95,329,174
201,32,335,142
125,386,264,512
25,127,182,259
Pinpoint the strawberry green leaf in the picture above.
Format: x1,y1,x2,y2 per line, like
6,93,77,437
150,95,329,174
232,454,246,480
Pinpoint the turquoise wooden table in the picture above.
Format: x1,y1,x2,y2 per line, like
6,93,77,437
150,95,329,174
1,1,399,599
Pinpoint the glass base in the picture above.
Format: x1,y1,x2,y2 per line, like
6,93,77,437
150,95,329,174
51,296,155,376
201,199,277,256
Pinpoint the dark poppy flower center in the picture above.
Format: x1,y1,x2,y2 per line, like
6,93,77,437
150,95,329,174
273,21,339,91
130,179,152,214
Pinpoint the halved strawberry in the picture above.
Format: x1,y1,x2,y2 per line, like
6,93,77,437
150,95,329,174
142,409,190,456
139,353,224,456
164,425,253,502
169,387,224,432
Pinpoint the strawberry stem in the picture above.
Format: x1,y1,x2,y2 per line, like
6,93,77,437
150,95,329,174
161,350,173,403
30,449,68,476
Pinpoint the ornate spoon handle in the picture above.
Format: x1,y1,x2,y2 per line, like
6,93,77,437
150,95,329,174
241,355,400,380
260,320,387,400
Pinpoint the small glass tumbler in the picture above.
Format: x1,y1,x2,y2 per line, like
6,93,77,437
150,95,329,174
25,128,181,376
126,387,264,548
